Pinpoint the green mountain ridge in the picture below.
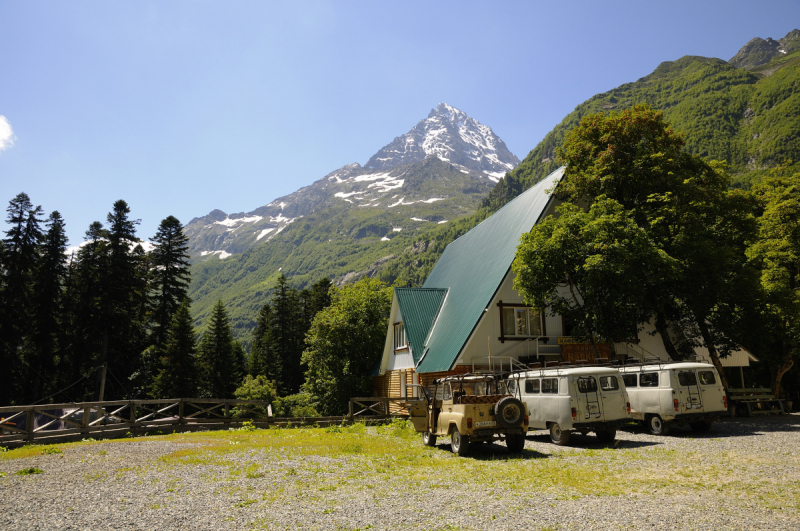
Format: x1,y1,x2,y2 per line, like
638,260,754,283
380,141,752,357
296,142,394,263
189,31,800,348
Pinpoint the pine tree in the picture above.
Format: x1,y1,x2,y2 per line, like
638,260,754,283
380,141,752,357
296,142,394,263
198,300,240,398
152,301,199,398
271,274,304,394
0,193,43,405
150,216,191,348
249,302,280,381
25,211,69,402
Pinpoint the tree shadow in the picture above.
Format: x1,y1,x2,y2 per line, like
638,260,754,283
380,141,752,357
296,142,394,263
620,414,800,438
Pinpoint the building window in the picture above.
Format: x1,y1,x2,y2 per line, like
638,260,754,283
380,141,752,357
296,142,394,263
502,307,542,337
393,322,407,351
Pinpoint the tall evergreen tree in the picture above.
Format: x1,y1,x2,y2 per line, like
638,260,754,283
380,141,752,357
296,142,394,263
150,216,191,348
271,274,304,394
249,302,279,381
25,211,69,402
100,200,143,397
0,193,43,405
198,300,241,398
152,301,199,398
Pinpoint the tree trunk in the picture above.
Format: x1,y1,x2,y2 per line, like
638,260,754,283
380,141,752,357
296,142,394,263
771,339,794,399
695,318,730,390
654,311,681,361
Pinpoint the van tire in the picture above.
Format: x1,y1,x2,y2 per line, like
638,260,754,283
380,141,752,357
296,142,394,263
646,414,670,436
549,423,571,445
506,433,525,453
422,431,437,446
595,429,616,443
690,420,713,433
495,397,525,428
451,429,470,456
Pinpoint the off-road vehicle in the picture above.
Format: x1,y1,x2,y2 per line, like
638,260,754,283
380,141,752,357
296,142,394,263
407,373,528,456
508,366,630,446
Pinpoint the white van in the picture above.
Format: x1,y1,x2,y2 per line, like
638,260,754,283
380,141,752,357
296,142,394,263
619,361,728,435
508,367,630,445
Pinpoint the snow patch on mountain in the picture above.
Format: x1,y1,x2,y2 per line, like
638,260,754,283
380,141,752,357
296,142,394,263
256,228,275,241
214,215,263,227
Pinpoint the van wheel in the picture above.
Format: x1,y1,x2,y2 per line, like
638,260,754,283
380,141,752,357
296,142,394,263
549,423,571,446
646,414,670,436
506,433,525,453
451,429,470,456
690,420,713,433
422,431,437,446
595,429,616,443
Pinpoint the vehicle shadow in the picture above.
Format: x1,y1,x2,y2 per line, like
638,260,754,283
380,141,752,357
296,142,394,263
429,440,550,460
525,431,662,449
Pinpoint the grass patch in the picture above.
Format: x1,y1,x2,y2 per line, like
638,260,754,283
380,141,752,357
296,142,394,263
16,467,44,475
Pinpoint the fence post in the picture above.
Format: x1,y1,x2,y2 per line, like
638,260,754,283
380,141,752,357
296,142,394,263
83,405,91,437
129,401,136,433
178,399,185,427
348,400,354,423
26,409,34,443
384,398,389,417
224,401,230,429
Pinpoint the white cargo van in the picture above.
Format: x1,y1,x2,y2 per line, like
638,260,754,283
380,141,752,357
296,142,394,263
619,361,728,435
508,367,630,445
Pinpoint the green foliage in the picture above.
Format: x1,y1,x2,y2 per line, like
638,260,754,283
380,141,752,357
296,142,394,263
151,300,199,399
747,168,800,394
232,374,277,418
198,300,242,398
302,277,392,416
513,199,675,346
273,392,319,417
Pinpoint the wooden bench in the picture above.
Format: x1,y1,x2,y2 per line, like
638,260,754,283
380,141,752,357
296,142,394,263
727,388,786,417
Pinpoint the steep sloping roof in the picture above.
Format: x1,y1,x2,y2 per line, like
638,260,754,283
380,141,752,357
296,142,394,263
416,167,564,373
395,287,448,364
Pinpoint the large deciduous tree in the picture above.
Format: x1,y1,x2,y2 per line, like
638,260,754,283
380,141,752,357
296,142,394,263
747,171,800,397
302,277,391,416
513,198,676,357
547,104,759,387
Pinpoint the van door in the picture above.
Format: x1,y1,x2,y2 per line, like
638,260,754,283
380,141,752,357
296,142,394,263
576,376,603,421
677,370,703,412
598,374,626,422
697,369,726,413
437,382,453,435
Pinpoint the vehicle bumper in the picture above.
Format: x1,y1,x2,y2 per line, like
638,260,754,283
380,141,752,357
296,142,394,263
572,419,625,431
669,411,726,423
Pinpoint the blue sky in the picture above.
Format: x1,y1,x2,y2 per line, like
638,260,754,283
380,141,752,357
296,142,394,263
1,1,798,245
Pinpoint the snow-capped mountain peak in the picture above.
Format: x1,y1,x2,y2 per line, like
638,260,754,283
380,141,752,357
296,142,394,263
364,103,519,182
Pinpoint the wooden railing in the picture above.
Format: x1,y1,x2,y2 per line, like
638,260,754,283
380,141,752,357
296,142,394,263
0,398,397,448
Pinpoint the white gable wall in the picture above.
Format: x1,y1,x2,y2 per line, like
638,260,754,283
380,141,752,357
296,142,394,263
378,294,415,375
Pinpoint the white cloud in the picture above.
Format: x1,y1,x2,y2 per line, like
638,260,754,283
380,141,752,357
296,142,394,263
0,116,14,152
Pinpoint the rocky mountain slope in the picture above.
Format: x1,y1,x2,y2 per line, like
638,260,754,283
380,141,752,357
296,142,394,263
185,103,517,261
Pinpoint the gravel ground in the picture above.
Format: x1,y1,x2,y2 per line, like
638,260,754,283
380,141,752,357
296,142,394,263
2,414,799,531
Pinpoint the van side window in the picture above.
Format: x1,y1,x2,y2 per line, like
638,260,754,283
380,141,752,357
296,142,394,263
443,383,452,401
622,374,637,387
541,378,558,394
599,376,619,391
698,371,717,385
525,379,540,394
577,377,598,393
640,372,659,387
678,371,698,386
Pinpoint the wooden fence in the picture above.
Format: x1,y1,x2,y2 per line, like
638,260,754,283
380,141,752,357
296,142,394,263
0,397,403,448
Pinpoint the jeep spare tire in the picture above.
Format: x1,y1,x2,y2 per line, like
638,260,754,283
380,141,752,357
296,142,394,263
494,397,525,428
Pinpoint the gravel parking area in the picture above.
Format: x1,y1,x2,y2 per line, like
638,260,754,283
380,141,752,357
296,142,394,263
2,414,799,530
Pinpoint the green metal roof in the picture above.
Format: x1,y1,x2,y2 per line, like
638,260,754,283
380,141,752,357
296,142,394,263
394,287,448,364
416,167,564,373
